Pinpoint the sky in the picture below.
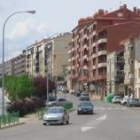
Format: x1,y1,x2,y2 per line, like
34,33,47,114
0,0,140,62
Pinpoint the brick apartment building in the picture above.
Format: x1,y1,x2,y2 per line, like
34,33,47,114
69,4,140,96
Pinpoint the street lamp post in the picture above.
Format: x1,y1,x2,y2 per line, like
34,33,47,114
1,10,36,115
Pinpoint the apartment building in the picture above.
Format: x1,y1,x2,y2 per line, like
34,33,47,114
107,51,124,95
26,39,47,77
45,33,72,79
26,32,72,78
13,50,26,75
122,36,140,98
69,4,140,96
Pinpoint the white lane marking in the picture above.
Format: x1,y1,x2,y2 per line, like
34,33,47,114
96,114,107,121
108,107,112,110
81,126,94,132
81,114,107,132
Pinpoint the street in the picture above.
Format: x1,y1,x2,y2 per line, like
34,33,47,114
0,93,140,140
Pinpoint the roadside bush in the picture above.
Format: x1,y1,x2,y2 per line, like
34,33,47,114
7,98,45,117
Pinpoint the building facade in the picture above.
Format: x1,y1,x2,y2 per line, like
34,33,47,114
107,51,124,95
26,32,72,78
13,51,26,76
69,4,140,97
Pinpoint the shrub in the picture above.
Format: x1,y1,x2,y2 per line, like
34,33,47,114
7,98,45,117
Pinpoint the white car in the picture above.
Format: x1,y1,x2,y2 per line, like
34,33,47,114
112,96,123,103
121,96,129,105
43,106,69,125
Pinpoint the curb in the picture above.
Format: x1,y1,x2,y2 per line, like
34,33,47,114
0,122,25,130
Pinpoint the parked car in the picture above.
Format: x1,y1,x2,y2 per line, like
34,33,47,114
112,96,123,103
62,87,69,93
79,93,90,101
121,96,129,105
127,98,140,107
69,89,75,94
53,98,68,106
45,96,57,107
43,106,69,125
74,89,82,97
77,101,94,115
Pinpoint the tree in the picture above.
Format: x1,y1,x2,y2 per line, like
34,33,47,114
32,76,56,98
5,75,35,101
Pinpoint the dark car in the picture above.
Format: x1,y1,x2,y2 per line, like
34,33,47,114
79,93,90,101
74,90,82,97
127,98,140,107
77,101,94,115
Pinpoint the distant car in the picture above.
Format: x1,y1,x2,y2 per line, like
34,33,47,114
112,96,123,103
121,96,129,105
127,98,140,107
45,96,57,107
77,101,94,115
69,89,75,94
43,106,69,125
52,98,68,106
79,93,90,101
74,90,82,97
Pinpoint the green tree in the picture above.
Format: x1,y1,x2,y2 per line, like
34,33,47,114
16,74,35,99
5,75,35,101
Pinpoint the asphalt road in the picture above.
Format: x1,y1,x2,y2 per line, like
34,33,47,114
0,92,140,140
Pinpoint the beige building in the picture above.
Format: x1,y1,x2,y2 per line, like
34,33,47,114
123,38,135,95
26,39,47,77
107,51,124,95
134,36,140,98
13,51,26,76
26,32,72,78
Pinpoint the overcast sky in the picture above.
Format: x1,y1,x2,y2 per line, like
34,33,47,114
0,0,140,62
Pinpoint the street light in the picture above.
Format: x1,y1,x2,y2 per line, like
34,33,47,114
1,10,36,115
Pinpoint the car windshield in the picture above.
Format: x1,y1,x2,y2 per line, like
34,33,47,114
58,98,67,101
81,93,89,96
47,108,64,114
79,102,92,106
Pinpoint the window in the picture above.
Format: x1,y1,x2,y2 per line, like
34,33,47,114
117,12,123,17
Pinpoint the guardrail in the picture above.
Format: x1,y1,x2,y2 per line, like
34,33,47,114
0,112,19,128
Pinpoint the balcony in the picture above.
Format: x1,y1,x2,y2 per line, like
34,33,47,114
79,75,87,81
93,31,97,36
68,50,72,54
68,58,72,62
71,73,78,79
83,55,88,60
83,65,88,69
98,50,107,56
92,65,96,69
98,38,107,44
98,62,107,68
92,53,97,58
97,74,106,80
92,42,96,47
84,34,88,39
83,44,88,50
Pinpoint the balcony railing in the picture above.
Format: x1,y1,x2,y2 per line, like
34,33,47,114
98,38,107,44
98,50,107,56
98,62,107,68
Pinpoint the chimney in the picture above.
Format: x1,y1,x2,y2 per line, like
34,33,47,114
98,9,104,16
137,8,140,15
133,7,137,13
123,4,127,9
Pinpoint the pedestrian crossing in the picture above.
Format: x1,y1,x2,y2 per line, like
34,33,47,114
94,107,140,111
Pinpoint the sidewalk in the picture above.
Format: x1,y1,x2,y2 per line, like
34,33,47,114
90,95,101,100
19,113,39,124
